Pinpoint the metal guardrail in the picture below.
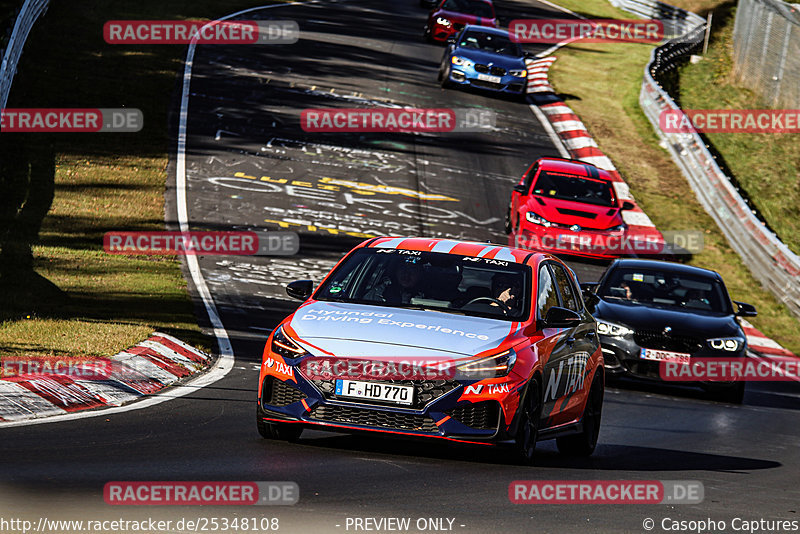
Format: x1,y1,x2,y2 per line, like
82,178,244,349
609,0,704,38
612,0,800,319
0,0,49,110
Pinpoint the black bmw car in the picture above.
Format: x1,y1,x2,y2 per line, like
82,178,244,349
583,259,757,403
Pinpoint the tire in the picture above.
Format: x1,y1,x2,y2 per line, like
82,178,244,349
257,408,303,441
439,63,453,88
513,379,542,465
709,381,745,404
504,206,513,234
556,372,604,456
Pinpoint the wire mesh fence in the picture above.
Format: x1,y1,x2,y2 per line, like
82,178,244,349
732,0,800,108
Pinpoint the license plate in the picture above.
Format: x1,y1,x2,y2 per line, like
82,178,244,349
335,380,413,405
640,348,690,365
477,73,502,83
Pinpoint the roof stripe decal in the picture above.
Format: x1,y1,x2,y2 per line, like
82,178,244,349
374,237,405,249
431,240,462,253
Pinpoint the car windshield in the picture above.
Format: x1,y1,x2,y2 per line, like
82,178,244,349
442,0,495,18
532,170,615,207
598,267,733,315
458,31,521,56
315,248,530,321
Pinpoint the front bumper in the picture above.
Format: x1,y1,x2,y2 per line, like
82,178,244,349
599,333,746,386
258,373,520,443
446,64,526,94
514,226,626,260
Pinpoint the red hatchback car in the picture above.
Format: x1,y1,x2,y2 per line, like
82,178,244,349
506,158,636,259
424,0,498,43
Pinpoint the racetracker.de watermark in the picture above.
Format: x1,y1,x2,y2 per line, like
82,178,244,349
509,480,703,504
299,357,457,381
509,19,663,43
660,357,800,382
660,109,800,133
0,108,142,132
300,108,495,133
103,231,299,256
1,358,113,380
513,230,703,255
104,482,298,505
103,20,299,44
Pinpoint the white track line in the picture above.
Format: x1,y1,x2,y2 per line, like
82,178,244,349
0,4,303,428
529,103,570,158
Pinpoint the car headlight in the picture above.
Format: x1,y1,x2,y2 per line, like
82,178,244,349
436,17,452,26
457,349,517,378
451,55,472,67
606,224,626,233
596,320,632,337
525,211,552,227
509,69,528,78
707,337,744,352
271,325,308,359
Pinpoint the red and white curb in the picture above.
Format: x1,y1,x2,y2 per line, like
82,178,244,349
740,319,797,360
0,332,211,423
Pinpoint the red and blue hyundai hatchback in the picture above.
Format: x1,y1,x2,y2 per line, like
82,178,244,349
423,0,498,43
506,157,636,259
257,237,604,464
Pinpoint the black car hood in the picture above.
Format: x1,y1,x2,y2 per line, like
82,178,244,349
594,298,741,338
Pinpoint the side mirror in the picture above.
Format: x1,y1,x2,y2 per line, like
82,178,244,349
580,282,599,306
620,201,635,211
286,280,313,301
734,301,757,317
513,183,528,194
542,306,582,328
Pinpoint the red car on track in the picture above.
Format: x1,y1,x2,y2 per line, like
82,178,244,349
423,0,498,43
257,237,605,464
506,157,636,259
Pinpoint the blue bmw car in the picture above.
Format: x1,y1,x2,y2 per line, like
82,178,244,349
438,25,530,99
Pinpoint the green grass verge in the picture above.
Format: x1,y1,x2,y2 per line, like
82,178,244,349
543,0,800,354
0,1,277,359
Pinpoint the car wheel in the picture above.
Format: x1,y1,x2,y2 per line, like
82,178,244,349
556,372,603,456
439,62,453,88
257,409,303,441
514,379,542,465
504,206,513,234
709,381,745,404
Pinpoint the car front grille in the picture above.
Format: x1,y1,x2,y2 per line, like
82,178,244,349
474,64,507,76
634,329,705,354
446,401,500,430
262,376,307,407
305,377,459,409
309,405,439,433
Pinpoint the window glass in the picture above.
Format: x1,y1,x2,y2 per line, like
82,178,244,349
537,265,559,319
551,264,580,311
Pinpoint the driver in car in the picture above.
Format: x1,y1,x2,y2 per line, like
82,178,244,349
490,273,522,311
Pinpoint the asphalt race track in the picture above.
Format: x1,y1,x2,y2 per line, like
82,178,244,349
2,1,799,532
